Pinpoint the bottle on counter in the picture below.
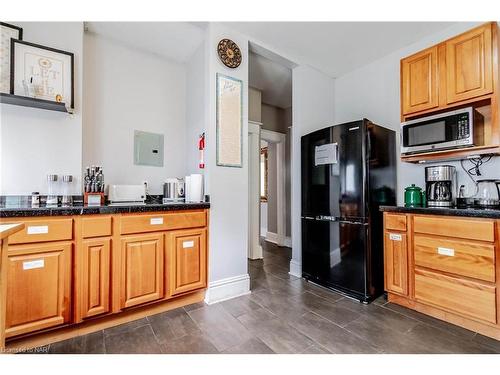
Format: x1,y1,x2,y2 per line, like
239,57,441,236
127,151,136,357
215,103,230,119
31,192,40,208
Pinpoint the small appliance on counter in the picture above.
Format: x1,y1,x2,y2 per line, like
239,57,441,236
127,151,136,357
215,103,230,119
474,179,500,208
185,174,204,203
163,178,185,203
108,184,146,206
425,165,456,207
404,184,425,207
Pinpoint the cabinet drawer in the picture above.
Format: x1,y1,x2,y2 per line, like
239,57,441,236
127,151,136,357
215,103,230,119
415,268,497,324
82,216,112,238
164,211,207,231
120,214,169,234
120,211,207,235
384,213,407,231
413,215,494,242
8,218,73,244
414,235,495,282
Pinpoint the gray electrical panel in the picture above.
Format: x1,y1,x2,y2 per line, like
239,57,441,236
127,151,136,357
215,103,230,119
134,130,164,167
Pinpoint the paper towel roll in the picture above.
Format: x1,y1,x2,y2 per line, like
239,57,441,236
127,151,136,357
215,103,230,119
184,175,192,202
187,174,204,203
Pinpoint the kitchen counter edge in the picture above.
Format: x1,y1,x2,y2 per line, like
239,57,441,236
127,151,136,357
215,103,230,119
0,203,210,218
380,205,500,219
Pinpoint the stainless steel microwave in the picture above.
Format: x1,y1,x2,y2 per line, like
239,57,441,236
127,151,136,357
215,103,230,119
401,107,483,155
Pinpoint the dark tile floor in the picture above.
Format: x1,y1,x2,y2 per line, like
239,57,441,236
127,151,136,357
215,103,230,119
28,239,500,354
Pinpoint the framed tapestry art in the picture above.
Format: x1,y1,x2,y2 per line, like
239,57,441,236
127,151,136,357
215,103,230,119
216,73,243,167
0,22,23,93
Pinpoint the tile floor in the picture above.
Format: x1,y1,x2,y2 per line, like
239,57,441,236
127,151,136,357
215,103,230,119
25,240,500,354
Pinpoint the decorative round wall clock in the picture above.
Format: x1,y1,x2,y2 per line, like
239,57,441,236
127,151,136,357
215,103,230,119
217,39,242,68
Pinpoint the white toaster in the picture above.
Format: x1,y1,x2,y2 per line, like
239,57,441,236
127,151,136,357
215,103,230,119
108,184,146,204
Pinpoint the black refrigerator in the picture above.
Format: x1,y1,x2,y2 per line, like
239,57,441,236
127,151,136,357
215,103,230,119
301,119,396,303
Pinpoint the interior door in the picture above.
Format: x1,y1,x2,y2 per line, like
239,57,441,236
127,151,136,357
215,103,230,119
302,218,367,297
121,233,164,308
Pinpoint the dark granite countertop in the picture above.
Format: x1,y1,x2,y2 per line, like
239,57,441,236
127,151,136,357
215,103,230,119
0,202,210,218
380,205,500,219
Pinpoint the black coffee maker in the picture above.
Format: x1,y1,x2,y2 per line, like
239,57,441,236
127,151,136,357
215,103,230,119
425,165,456,207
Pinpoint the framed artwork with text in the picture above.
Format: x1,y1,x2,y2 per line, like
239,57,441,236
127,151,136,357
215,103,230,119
0,22,23,93
11,39,74,108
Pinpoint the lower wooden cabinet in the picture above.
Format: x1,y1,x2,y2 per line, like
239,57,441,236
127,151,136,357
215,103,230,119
167,228,207,296
121,233,164,308
5,242,71,338
384,231,408,296
79,238,111,319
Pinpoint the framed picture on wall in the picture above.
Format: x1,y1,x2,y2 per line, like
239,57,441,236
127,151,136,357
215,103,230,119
0,22,23,93
11,39,74,108
216,73,243,167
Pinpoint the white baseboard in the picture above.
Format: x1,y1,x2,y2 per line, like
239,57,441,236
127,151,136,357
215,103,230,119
266,231,279,244
284,236,292,248
289,259,302,278
204,274,250,305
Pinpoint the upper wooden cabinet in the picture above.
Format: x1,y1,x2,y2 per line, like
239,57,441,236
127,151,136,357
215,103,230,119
120,233,164,309
5,242,71,338
446,23,493,104
401,22,497,118
401,46,439,115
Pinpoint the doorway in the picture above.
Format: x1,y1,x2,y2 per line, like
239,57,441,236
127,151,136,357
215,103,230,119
247,43,294,286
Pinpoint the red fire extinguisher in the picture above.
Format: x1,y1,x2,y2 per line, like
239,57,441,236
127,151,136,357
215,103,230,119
198,133,205,169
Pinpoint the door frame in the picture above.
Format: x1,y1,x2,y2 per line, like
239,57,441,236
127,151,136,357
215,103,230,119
260,128,287,247
248,121,263,259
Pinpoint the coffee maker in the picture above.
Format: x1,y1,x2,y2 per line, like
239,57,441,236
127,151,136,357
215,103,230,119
425,165,457,207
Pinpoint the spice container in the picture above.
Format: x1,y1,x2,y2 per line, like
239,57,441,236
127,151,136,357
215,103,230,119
31,192,40,208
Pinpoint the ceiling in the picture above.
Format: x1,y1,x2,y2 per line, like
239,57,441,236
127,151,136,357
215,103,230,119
85,22,204,63
249,52,292,108
225,22,456,77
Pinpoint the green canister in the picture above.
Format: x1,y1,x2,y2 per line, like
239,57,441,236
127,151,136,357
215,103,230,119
404,184,424,207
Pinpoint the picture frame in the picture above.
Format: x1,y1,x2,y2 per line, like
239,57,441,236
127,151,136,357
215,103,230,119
0,22,23,93
216,73,243,167
11,39,74,108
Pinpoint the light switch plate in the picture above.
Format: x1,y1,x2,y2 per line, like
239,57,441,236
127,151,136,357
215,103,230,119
134,130,164,167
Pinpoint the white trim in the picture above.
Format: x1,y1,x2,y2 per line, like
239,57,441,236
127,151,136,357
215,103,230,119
260,129,287,248
266,231,278,244
248,121,263,260
284,236,292,248
204,274,251,304
289,259,302,278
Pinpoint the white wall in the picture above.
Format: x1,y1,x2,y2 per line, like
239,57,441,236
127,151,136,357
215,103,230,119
333,22,500,203
0,22,84,195
83,33,187,194
204,23,250,303
185,41,208,178
290,65,335,276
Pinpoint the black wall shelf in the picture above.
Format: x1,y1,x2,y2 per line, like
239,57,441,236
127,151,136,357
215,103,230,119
0,93,73,113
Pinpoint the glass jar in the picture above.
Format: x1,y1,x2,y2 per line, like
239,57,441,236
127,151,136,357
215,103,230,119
61,175,73,207
46,174,58,207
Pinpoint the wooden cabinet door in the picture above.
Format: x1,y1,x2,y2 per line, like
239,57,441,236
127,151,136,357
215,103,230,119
446,23,493,104
80,238,111,319
5,242,71,337
121,233,164,308
167,229,207,296
401,46,439,115
384,231,408,296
